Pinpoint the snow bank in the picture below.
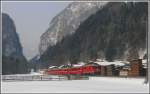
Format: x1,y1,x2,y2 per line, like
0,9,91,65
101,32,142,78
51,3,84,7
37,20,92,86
89,76,147,84
2,77,149,93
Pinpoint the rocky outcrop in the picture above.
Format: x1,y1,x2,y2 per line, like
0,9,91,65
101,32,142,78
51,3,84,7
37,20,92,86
39,2,107,55
2,13,29,74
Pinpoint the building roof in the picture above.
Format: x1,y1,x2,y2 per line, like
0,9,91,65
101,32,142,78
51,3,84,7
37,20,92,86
94,59,126,66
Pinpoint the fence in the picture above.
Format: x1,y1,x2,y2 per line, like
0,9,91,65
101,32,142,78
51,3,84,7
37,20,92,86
2,75,67,81
2,74,89,81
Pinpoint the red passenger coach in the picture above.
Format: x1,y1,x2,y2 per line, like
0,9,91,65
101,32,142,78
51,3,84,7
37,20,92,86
67,67,82,75
46,63,101,75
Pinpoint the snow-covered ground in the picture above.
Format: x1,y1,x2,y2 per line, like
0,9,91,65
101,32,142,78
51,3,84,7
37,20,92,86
1,77,149,93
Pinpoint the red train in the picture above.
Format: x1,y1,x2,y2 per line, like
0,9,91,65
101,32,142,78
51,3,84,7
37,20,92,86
45,63,101,75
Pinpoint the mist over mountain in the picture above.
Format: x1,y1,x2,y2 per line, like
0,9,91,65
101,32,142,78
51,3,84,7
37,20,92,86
40,2,147,68
2,13,29,74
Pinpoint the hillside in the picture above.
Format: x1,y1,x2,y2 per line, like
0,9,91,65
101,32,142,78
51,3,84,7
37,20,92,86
40,2,147,68
2,13,29,74
39,2,107,55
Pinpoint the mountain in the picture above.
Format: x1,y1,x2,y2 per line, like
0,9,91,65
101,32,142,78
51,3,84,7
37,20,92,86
40,2,148,68
2,13,29,74
29,55,41,72
39,2,108,55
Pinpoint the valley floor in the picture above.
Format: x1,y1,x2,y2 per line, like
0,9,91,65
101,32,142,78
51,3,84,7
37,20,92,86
1,76,149,93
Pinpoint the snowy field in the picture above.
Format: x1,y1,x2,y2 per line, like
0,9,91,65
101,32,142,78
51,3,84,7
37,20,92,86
1,76,149,93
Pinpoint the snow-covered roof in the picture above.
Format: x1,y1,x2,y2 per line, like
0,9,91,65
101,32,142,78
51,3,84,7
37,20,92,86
49,66,58,69
142,59,148,68
58,65,65,68
58,65,71,69
142,59,147,64
94,59,126,66
78,61,85,65
72,64,83,67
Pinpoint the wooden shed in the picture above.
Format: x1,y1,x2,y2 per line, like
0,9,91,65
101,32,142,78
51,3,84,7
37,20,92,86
101,65,107,76
128,59,143,77
106,64,116,76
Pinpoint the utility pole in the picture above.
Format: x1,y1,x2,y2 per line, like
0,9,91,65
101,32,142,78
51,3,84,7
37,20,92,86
144,10,148,84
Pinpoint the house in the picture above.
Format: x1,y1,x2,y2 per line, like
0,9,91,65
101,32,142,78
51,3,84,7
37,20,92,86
128,59,143,77
119,69,128,77
101,65,107,76
106,64,116,76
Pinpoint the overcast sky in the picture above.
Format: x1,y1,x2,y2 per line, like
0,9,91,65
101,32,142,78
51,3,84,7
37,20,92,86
2,1,71,60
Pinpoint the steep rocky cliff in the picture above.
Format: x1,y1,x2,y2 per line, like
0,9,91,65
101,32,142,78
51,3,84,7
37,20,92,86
40,2,147,67
39,2,107,55
2,13,29,74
